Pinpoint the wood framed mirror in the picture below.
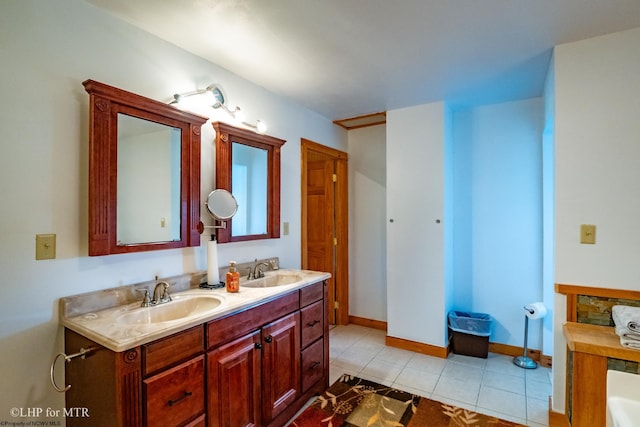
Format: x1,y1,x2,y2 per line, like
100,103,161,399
212,122,285,243
84,80,208,256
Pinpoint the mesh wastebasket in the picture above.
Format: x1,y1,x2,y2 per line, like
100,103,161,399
448,311,492,358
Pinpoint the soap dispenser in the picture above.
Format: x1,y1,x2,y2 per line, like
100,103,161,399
226,261,240,293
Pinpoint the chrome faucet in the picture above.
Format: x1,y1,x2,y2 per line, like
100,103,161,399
151,281,172,305
248,259,270,279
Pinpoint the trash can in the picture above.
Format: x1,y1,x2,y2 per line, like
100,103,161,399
448,311,492,358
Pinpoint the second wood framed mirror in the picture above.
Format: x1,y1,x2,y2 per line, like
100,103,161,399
213,122,285,243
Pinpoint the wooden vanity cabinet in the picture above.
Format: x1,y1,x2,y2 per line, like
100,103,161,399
206,292,302,426
64,325,206,427
64,280,329,427
206,280,328,427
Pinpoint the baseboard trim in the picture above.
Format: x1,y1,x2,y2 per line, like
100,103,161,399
348,316,387,331
350,318,552,367
489,342,552,368
548,397,570,427
385,335,449,359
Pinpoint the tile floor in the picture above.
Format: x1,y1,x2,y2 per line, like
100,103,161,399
329,324,552,426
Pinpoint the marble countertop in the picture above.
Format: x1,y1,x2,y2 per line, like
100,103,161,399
61,269,330,352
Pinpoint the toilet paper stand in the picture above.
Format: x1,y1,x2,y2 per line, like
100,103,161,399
513,306,539,369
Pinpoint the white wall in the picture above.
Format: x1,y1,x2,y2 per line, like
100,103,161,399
552,26,640,412
0,0,346,423
542,54,556,357
348,124,387,322
386,102,449,347
452,98,544,348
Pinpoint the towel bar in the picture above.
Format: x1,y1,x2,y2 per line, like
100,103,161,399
50,347,97,392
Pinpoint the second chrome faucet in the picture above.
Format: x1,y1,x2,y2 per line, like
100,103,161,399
247,259,270,280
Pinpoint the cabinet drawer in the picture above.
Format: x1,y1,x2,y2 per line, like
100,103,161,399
300,281,324,307
183,414,206,427
301,338,324,392
144,355,205,427
207,291,299,349
143,325,204,376
300,301,323,348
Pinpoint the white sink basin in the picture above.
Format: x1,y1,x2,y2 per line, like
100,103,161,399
242,272,304,288
607,370,640,427
116,295,223,325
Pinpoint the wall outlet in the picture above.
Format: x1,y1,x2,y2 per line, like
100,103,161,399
36,234,56,260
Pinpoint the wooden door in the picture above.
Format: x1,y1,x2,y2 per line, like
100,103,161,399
301,139,348,325
207,331,262,427
261,312,300,423
306,154,336,323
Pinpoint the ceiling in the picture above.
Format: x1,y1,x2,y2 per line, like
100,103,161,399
84,0,640,121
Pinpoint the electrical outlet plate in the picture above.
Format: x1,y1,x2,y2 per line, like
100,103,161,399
580,224,596,244
36,234,56,260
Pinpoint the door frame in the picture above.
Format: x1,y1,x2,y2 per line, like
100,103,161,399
301,139,349,325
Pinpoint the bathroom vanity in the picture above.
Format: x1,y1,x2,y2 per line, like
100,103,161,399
563,322,640,427
60,270,330,427
558,284,640,427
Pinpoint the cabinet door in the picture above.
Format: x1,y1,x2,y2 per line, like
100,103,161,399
207,331,262,427
387,104,446,346
261,312,301,423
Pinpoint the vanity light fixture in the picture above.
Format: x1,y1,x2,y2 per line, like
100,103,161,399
169,84,267,133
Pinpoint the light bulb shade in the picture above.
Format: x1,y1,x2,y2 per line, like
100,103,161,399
206,85,225,105
256,120,267,133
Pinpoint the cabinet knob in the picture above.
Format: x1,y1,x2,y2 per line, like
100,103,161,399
310,361,321,370
264,335,273,343
255,342,262,350
306,320,320,327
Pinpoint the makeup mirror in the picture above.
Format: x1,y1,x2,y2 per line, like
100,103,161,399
206,189,238,223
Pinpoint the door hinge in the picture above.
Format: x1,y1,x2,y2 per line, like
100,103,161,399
332,173,337,182
334,301,339,309
333,237,337,246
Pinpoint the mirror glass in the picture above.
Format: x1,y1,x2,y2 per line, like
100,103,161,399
116,114,182,244
213,122,285,243
232,143,267,236
206,189,238,220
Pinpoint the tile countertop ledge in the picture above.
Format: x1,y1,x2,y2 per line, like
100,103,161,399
60,269,330,353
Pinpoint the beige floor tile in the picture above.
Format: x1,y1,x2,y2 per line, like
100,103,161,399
329,325,546,426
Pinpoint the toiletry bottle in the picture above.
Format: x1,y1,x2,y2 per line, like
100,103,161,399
226,261,240,293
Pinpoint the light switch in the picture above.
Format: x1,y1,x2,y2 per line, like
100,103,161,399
36,234,56,260
160,217,166,228
283,222,289,236
580,224,596,244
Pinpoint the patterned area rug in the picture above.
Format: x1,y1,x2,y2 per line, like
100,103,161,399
289,374,526,426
